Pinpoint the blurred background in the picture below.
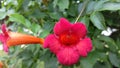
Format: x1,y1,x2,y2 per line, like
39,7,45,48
0,0,120,68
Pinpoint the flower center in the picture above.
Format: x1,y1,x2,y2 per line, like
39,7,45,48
59,33,79,45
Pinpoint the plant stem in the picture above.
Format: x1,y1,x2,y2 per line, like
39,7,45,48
75,0,89,23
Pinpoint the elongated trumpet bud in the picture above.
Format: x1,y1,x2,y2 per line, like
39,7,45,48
7,32,44,47
0,24,44,52
0,61,3,68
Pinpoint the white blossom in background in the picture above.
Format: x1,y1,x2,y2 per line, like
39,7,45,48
101,27,117,36
0,45,3,50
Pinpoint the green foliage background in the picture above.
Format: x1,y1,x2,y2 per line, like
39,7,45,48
0,0,120,68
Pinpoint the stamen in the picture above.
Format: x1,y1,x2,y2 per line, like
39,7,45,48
59,33,79,45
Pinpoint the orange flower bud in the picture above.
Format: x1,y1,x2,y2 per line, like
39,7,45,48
0,24,44,52
7,32,44,47
0,61,3,68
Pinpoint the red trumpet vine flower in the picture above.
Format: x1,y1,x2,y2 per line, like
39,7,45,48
44,18,92,65
0,24,44,52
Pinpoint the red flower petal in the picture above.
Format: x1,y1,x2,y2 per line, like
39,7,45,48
3,43,9,52
44,34,62,54
76,38,92,57
0,34,9,52
0,34,3,41
72,23,87,38
1,24,9,36
53,18,72,36
0,24,9,52
57,47,80,65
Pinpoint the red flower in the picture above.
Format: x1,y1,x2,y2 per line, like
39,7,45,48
0,24,44,52
44,18,92,65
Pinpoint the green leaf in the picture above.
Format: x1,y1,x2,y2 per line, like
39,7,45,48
0,50,8,58
31,9,47,18
86,1,95,14
9,13,26,25
40,30,50,38
98,35,118,52
49,12,61,20
116,38,120,49
22,0,30,10
94,60,112,68
14,59,23,68
18,49,32,60
45,57,58,68
31,23,41,34
36,60,44,68
16,0,24,11
68,3,78,17
92,39,104,51
0,12,6,20
25,19,31,28
94,0,108,11
90,12,106,30
80,51,105,68
53,0,58,8
92,29,101,37
0,11,7,20
40,50,58,68
57,0,69,11
0,8,7,20
53,0,69,11
80,16,89,28
108,52,120,67
43,22,54,32
98,35,114,43
100,2,120,11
